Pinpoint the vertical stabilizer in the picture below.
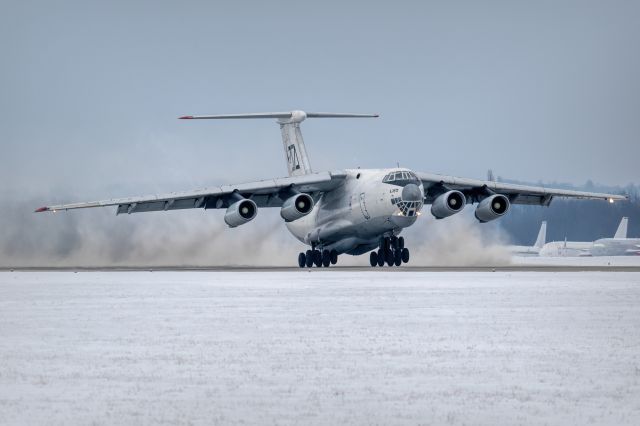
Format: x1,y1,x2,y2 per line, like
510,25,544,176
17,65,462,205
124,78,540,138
534,221,547,248
614,217,628,239
278,111,313,176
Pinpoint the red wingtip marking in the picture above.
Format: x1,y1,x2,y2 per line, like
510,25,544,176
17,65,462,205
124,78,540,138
179,115,194,119
34,207,49,213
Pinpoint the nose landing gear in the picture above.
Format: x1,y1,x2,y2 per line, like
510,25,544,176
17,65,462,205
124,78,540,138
298,248,338,268
370,236,410,267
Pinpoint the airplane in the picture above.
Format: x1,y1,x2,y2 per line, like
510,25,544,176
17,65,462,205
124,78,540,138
35,110,627,267
539,217,637,257
508,221,546,256
591,217,640,256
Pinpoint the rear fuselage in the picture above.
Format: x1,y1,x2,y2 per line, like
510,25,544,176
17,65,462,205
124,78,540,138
285,168,424,255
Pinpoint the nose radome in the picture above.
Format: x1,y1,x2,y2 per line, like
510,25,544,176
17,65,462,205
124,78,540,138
402,183,422,202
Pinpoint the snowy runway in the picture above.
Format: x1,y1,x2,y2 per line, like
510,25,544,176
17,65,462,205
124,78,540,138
1,271,639,425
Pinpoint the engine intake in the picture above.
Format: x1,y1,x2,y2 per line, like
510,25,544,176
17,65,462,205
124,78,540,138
224,199,257,227
430,190,466,219
475,194,510,223
280,193,314,222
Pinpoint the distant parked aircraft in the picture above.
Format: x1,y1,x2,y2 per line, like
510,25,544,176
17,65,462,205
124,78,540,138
539,217,638,257
36,110,626,267
591,218,640,256
509,221,546,256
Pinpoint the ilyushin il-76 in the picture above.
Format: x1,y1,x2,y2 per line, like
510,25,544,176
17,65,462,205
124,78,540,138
36,111,627,267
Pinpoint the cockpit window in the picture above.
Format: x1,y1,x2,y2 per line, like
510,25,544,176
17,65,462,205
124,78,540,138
382,170,418,184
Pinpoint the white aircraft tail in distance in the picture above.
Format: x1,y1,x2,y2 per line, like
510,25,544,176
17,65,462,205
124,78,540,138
614,216,628,239
36,110,628,267
509,221,547,256
592,217,640,256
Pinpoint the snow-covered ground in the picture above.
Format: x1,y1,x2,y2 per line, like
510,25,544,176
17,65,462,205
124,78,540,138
1,271,639,425
512,255,640,267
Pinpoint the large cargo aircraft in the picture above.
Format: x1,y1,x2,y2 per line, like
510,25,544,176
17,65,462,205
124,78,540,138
539,217,638,257
35,111,627,267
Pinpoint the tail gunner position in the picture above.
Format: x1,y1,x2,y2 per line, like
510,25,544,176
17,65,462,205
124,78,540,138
36,110,627,267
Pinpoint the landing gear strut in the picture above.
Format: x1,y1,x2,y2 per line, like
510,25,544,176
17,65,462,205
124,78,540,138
298,248,339,268
370,236,410,267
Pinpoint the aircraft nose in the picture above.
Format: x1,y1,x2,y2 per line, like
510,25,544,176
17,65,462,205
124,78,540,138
402,183,422,202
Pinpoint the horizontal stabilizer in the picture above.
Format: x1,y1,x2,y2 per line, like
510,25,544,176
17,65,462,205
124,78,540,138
179,110,379,176
179,110,379,122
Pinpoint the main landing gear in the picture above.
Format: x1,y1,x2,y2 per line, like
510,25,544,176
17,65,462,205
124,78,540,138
369,236,410,267
298,248,338,268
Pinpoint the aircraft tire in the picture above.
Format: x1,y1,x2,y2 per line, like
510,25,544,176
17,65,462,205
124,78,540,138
369,251,378,267
305,250,314,267
394,250,402,266
298,253,306,268
313,250,322,267
330,250,338,265
398,237,405,249
385,251,394,266
322,250,331,267
401,247,410,263
377,250,385,267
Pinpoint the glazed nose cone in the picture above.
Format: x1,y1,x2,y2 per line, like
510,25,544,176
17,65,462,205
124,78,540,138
402,183,422,202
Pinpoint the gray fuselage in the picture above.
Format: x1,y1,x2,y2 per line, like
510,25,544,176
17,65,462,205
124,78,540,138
286,168,424,255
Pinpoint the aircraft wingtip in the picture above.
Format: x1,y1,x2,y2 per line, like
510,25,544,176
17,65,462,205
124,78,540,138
179,115,194,120
34,206,49,213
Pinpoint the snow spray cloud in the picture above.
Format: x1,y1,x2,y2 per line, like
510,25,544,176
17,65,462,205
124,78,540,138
401,210,512,266
0,196,302,267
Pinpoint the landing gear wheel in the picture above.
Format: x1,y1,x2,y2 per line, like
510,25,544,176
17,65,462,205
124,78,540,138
298,253,306,268
305,250,314,267
401,247,410,263
377,250,385,267
322,250,331,267
398,237,405,249
369,251,378,267
330,249,338,265
394,250,402,266
313,250,322,267
385,249,394,266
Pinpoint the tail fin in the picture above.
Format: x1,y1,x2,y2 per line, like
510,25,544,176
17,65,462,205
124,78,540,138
534,221,547,248
614,217,628,239
180,110,378,176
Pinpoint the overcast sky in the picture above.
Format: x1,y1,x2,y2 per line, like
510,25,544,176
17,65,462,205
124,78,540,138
2,0,639,202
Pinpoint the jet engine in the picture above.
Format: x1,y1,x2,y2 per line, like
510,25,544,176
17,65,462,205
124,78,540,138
224,199,258,227
474,194,510,222
280,193,314,222
430,190,466,219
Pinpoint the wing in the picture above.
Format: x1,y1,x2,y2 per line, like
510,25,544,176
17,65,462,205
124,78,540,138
35,171,346,214
417,172,628,205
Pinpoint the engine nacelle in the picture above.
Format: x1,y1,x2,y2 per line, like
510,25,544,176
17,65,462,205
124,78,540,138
430,190,466,219
280,193,314,222
224,199,257,227
475,194,510,223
